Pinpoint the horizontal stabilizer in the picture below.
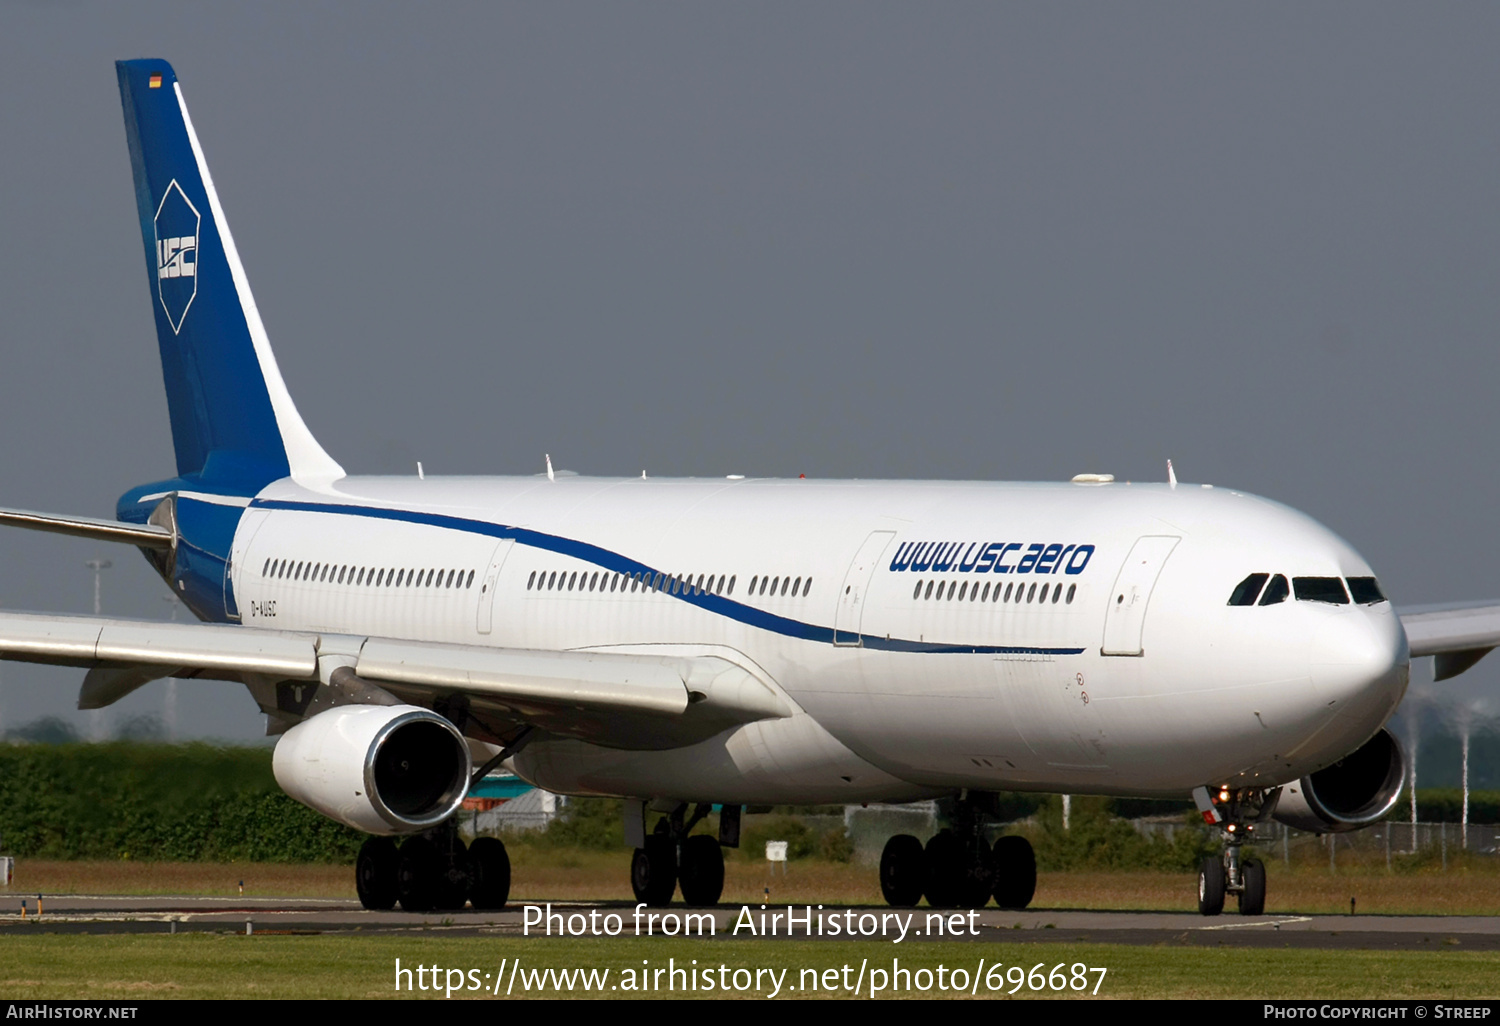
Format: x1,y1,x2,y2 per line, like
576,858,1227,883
0,506,172,549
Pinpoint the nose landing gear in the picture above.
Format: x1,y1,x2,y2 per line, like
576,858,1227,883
1194,785,1277,917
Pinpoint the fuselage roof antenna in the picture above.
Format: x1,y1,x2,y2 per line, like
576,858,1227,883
1167,459,1178,489
546,454,555,483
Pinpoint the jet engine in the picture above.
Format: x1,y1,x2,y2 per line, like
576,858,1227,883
272,704,471,835
1272,727,1406,834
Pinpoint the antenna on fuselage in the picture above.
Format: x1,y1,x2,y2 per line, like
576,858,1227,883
545,454,555,483
1167,459,1178,489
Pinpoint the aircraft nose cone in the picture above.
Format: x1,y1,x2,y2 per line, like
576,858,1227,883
1309,609,1409,714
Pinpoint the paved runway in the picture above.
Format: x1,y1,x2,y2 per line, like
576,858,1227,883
5,896,1500,950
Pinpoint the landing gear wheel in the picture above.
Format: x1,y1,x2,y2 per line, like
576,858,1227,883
880,834,925,907
678,835,725,906
469,837,511,910
355,837,399,910
1198,856,1226,916
1237,858,1265,916
922,830,963,908
992,835,1037,910
631,836,677,906
397,836,440,912
959,841,996,909
433,838,470,911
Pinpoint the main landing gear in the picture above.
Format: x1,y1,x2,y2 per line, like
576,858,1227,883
879,796,1037,910
1194,785,1275,917
356,821,512,912
631,803,728,907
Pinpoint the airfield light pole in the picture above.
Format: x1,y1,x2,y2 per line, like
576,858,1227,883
84,559,112,740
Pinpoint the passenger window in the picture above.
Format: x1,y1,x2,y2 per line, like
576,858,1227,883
749,576,758,595
466,570,475,588
779,577,789,597
727,575,736,595
924,581,934,599
1027,583,1037,603
947,581,957,600
1346,577,1386,605
1293,577,1349,604
1258,574,1290,605
1052,583,1061,603
527,571,536,590
803,578,811,596
958,582,968,601
981,583,990,601
1228,573,1269,606
1066,583,1076,604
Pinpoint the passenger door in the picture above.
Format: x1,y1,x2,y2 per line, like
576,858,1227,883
1101,535,1180,656
833,531,895,645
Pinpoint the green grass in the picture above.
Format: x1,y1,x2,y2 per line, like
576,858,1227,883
4,934,1500,999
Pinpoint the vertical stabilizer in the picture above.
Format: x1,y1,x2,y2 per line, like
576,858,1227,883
116,59,343,491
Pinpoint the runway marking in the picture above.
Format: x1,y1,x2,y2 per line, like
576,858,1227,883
1196,916,1312,931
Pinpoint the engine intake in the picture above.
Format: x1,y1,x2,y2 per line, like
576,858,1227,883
1273,727,1405,834
273,704,471,835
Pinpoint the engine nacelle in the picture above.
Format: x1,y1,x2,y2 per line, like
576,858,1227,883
1273,727,1405,834
273,704,471,835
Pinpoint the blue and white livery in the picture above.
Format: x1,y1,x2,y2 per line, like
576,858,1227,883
2,59,1495,916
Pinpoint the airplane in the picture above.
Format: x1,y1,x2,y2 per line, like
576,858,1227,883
1,57,1496,917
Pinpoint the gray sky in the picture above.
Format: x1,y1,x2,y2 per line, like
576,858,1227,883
1,3,1498,754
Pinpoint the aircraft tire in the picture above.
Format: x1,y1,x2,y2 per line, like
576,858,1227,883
879,834,924,907
1237,858,1266,916
355,837,399,911
922,830,964,908
678,835,725,906
469,836,511,910
433,838,470,911
631,836,677,906
397,836,440,913
959,840,996,909
991,835,1037,910
1198,856,1226,916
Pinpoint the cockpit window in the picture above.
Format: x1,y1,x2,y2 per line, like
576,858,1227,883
1346,577,1386,605
1228,573,1270,606
1258,574,1290,606
1293,576,1350,604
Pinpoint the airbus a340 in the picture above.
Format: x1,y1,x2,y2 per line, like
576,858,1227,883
4,59,1495,915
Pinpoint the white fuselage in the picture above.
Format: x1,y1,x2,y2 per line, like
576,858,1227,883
228,474,1410,806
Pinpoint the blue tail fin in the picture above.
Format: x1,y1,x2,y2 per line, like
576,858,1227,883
116,59,342,492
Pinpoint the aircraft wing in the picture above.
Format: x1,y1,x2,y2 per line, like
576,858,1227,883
0,610,790,750
1398,600,1500,680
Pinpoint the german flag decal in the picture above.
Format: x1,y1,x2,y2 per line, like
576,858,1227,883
149,73,162,89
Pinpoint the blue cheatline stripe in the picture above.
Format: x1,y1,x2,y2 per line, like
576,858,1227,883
248,498,1087,657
